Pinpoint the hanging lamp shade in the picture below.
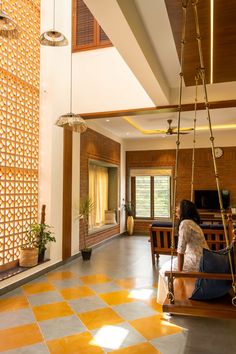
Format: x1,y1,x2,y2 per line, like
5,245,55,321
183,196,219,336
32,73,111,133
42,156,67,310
40,30,68,46
40,0,68,46
56,113,87,133
0,6,18,38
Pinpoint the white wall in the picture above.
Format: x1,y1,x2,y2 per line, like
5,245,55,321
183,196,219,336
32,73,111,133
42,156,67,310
72,47,154,113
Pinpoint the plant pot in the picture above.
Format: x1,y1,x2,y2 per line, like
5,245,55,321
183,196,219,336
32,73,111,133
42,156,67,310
38,249,46,262
81,248,92,261
127,215,134,235
19,247,38,267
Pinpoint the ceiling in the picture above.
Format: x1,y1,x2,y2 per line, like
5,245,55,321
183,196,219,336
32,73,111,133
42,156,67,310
82,0,236,139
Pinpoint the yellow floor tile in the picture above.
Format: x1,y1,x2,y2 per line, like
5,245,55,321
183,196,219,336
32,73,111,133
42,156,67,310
129,315,182,340
33,301,74,321
0,323,43,352
112,342,161,354
47,271,77,281
145,298,163,313
22,282,55,295
47,332,104,354
100,290,135,306
78,307,123,330
60,286,95,300
80,274,111,285
115,277,156,289
0,295,29,313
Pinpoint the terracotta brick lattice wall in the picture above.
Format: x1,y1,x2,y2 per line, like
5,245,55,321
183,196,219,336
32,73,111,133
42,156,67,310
0,0,40,268
126,147,236,233
80,129,120,248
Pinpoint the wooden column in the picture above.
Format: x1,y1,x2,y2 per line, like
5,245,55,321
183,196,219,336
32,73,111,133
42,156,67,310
62,130,73,260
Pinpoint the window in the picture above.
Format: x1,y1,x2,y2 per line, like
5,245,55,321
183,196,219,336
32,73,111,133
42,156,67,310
72,0,112,52
88,160,118,231
131,169,171,219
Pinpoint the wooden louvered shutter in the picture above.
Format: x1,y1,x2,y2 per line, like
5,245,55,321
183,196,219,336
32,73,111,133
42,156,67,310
72,0,112,52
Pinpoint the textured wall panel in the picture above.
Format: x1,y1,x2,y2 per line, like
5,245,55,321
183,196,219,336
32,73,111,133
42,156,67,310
0,0,40,267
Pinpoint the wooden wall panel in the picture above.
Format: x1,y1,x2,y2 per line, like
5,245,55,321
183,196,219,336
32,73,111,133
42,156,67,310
62,130,73,260
127,147,236,233
80,128,120,248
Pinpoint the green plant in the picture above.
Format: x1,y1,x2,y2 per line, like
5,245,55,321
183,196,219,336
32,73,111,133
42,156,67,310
28,223,55,255
79,197,95,250
21,230,38,249
123,200,135,217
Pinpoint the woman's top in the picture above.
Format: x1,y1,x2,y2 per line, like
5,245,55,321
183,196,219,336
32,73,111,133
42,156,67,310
177,219,209,271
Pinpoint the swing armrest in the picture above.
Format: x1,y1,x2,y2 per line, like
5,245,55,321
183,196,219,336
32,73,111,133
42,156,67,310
165,271,235,280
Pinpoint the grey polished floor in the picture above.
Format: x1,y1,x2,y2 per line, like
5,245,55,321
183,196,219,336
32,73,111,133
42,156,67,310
62,235,236,354
1,235,236,353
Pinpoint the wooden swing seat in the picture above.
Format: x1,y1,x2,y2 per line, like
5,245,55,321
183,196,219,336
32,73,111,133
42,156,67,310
163,271,236,319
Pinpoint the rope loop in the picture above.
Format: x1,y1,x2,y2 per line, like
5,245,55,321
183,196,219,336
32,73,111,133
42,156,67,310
232,296,236,307
167,292,175,304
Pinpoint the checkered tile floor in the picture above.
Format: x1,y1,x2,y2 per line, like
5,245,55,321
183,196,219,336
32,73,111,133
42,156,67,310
0,269,186,353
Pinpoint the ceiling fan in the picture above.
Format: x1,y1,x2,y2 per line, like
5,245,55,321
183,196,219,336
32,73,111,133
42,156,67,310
163,119,193,135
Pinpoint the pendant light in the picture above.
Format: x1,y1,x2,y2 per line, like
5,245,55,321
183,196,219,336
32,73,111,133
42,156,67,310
0,1,18,38
40,0,68,46
55,47,87,133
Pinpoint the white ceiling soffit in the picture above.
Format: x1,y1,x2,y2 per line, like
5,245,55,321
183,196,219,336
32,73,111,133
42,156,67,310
90,107,236,139
134,0,180,89
83,0,173,105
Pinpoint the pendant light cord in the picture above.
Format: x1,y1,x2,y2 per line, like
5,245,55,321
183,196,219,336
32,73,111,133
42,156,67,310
53,0,55,29
70,46,72,113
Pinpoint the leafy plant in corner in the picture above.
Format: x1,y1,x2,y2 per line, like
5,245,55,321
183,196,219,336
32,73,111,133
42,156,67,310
123,200,135,216
78,197,95,260
29,205,56,262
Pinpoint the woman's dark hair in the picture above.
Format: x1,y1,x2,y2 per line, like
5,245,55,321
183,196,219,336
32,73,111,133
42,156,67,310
178,199,201,228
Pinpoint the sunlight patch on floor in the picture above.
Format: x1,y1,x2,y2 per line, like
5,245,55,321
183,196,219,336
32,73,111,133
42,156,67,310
128,288,154,300
90,325,129,350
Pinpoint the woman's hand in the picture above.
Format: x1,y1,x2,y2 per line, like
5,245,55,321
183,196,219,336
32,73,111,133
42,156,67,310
177,253,184,271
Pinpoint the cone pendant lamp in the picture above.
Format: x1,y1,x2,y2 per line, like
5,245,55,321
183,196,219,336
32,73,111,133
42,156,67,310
0,1,18,38
40,0,68,46
55,46,87,133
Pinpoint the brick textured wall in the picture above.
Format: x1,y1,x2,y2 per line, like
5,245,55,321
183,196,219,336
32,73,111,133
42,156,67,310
80,128,120,248
126,147,236,233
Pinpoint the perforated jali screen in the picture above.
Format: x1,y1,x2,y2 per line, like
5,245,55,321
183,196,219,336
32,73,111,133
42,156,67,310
0,0,40,268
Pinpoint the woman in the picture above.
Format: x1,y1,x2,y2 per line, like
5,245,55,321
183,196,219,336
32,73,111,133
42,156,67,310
157,199,209,304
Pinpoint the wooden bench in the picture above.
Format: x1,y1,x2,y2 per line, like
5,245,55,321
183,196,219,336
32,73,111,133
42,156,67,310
149,222,227,265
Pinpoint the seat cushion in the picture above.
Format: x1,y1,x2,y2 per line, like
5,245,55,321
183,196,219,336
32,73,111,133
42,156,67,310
151,221,172,227
190,248,232,300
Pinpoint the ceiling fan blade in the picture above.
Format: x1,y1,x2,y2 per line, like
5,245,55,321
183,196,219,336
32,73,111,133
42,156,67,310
154,130,168,134
172,127,194,132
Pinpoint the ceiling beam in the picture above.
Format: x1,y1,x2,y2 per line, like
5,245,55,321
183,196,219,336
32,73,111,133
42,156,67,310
83,0,170,105
80,99,236,120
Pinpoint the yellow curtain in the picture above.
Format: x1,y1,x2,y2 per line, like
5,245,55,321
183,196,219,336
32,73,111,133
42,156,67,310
89,165,108,228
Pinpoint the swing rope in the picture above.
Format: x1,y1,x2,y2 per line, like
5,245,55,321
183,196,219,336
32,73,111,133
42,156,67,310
190,72,199,202
168,0,190,304
168,0,236,306
191,0,236,305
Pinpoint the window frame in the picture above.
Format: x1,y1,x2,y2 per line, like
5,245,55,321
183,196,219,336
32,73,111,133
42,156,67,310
131,175,172,220
72,0,112,53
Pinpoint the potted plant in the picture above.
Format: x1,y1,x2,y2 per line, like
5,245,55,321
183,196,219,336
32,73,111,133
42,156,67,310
79,197,95,260
123,200,135,235
19,229,39,267
33,205,55,262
